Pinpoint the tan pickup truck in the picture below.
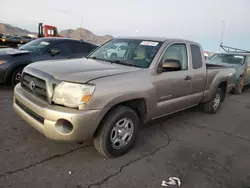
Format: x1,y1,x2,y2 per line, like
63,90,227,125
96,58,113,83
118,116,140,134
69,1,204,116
13,37,235,157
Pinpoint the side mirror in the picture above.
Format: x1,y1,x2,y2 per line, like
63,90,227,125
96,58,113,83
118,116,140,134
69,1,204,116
50,49,60,56
160,59,182,72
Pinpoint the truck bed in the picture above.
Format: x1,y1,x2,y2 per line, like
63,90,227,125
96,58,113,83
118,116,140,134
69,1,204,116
206,63,228,69
203,65,235,101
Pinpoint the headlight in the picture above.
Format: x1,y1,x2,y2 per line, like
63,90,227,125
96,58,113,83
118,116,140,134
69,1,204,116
52,82,95,108
0,60,6,65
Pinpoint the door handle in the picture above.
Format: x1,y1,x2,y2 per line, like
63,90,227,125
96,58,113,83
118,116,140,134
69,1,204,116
185,76,192,80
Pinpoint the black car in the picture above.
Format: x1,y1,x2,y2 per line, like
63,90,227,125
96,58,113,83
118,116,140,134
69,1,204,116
0,37,98,86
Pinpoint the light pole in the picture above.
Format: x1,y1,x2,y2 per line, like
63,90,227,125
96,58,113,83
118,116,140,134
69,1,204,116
79,14,83,39
218,21,226,52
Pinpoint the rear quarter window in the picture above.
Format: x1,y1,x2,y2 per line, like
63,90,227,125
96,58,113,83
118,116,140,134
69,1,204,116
70,41,97,54
190,44,203,69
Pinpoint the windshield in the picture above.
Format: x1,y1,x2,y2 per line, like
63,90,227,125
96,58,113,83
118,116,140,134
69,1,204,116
19,39,50,52
88,39,163,68
208,54,245,65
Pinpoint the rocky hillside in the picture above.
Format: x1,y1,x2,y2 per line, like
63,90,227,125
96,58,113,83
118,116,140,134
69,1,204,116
0,23,112,44
0,23,33,36
59,28,113,44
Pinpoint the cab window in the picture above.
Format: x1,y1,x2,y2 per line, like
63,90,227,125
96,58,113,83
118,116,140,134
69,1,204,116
50,42,71,54
190,44,203,69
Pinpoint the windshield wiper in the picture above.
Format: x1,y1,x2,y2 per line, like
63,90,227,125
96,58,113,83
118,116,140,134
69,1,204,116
87,56,112,63
87,57,140,67
110,60,139,67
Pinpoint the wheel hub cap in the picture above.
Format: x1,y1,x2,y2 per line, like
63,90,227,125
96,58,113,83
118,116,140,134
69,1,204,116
15,72,22,82
213,93,220,110
110,118,134,149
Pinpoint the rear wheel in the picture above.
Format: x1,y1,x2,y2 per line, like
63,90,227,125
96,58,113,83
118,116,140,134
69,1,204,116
11,67,24,87
233,76,244,95
203,88,222,114
93,106,140,158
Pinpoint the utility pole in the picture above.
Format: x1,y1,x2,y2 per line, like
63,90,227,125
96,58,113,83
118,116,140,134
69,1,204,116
218,21,226,52
79,14,83,39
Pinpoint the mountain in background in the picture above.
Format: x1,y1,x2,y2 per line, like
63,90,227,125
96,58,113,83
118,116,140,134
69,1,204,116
0,23,35,36
0,23,215,54
59,28,113,44
0,23,113,44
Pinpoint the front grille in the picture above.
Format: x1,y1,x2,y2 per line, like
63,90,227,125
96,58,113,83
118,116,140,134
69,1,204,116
16,99,44,124
21,73,47,102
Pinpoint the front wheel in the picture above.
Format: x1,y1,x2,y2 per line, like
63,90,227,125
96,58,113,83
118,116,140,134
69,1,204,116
203,88,222,114
93,106,140,158
11,67,24,87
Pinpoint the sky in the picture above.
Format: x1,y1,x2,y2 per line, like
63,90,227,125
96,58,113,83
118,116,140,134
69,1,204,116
1,0,250,52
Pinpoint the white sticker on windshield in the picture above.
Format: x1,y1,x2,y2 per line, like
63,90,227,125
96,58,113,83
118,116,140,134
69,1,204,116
140,41,159,46
40,41,49,45
234,56,243,59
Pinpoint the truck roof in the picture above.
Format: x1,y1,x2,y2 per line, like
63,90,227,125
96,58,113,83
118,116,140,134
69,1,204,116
115,36,199,45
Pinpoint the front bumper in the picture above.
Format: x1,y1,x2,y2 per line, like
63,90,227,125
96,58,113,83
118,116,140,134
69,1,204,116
13,83,108,141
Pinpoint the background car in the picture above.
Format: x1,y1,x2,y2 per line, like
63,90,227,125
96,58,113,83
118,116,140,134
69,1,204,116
103,42,128,59
0,37,98,86
206,52,250,94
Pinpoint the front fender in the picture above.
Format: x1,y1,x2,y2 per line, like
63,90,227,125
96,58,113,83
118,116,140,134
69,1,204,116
83,72,157,121
0,62,10,83
103,88,157,121
4,62,31,82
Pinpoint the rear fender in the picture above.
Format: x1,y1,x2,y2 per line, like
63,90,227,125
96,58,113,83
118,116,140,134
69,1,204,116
201,77,228,103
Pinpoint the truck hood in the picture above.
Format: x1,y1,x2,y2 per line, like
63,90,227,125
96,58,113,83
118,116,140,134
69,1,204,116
27,58,142,83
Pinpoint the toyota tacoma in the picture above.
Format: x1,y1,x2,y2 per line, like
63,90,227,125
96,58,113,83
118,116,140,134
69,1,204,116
13,37,235,157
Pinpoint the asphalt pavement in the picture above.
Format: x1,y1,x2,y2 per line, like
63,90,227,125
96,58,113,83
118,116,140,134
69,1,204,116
0,86,250,188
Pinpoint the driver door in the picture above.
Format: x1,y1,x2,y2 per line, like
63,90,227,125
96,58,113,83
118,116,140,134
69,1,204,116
153,43,192,118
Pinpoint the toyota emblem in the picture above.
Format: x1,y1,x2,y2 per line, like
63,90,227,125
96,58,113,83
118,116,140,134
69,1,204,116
29,81,36,90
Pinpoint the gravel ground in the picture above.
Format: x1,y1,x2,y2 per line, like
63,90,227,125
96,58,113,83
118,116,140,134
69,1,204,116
0,86,250,188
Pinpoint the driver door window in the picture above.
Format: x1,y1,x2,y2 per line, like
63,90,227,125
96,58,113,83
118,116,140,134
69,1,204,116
49,42,71,55
161,44,188,70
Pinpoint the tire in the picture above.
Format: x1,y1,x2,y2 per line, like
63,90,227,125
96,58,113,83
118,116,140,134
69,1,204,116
203,88,222,114
110,53,117,59
233,76,244,95
93,106,140,158
11,67,24,87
